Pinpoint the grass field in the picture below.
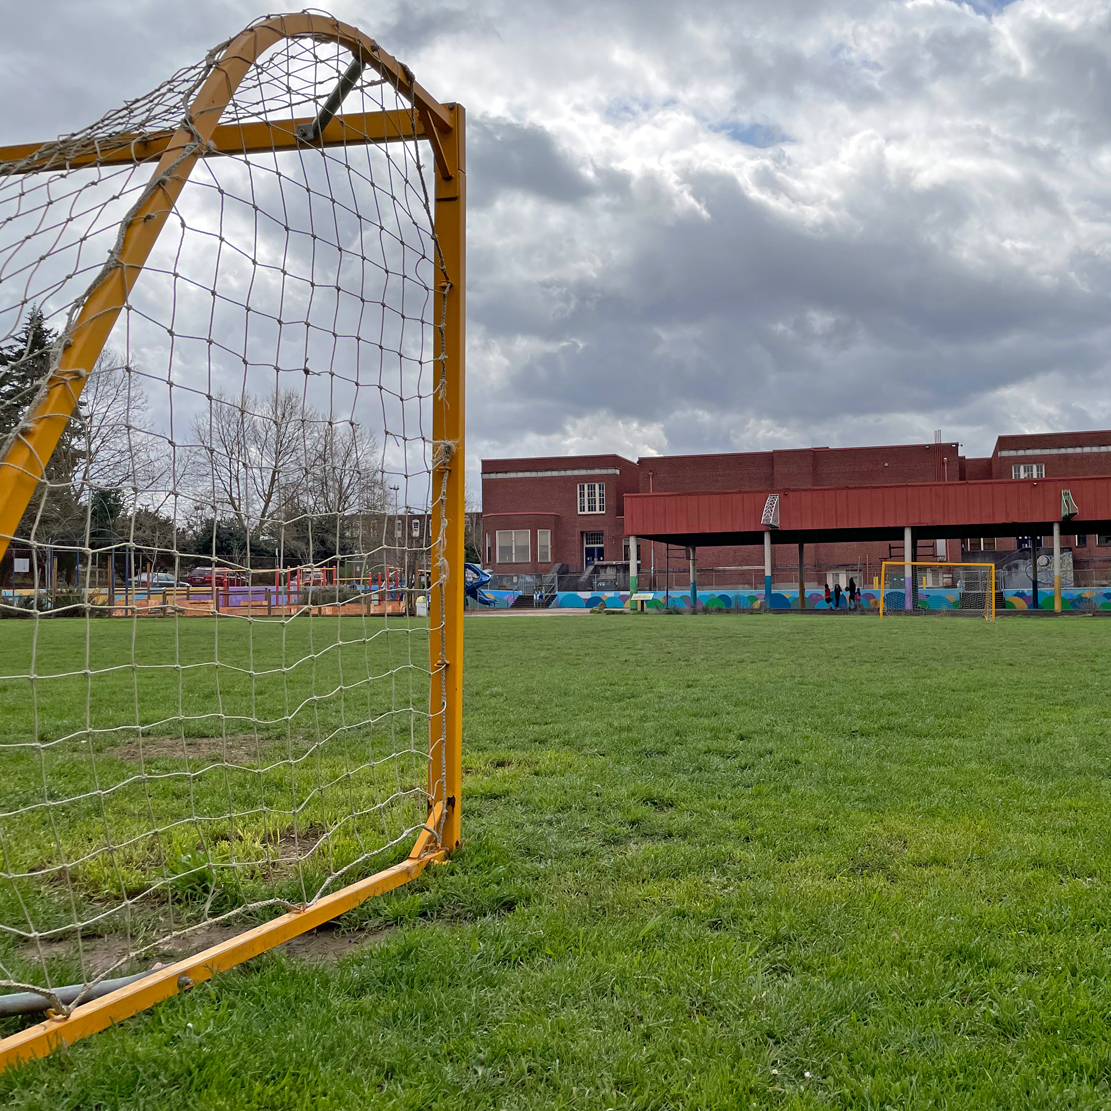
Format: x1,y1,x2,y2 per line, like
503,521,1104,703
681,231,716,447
0,614,434,989
3,612,1111,1108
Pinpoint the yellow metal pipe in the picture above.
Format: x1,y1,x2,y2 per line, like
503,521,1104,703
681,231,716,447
0,841,445,1072
0,110,427,172
428,104,466,853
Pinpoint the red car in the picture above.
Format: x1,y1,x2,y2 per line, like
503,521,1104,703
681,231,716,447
185,567,248,587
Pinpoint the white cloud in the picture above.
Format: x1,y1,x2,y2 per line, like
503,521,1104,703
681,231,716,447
5,0,1111,500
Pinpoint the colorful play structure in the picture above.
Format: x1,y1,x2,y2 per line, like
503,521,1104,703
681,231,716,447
464,563,496,607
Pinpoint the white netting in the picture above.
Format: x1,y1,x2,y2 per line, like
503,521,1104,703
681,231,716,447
880,562,994,617
0,15,446,1017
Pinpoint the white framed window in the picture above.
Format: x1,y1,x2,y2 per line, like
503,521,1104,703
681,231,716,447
583,531,605,565
577,482,605,514
496,529,530,563
1012,463,1044,479
485,533,491,563
537,529,551,563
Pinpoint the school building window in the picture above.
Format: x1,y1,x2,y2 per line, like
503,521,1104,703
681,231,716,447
1076,534,1088,547
577,482,605,514
484,533,491,563
1098,535,1111,547
583,531,605,564
1012,463,1044,479
496,530,530,563
537,530,552,563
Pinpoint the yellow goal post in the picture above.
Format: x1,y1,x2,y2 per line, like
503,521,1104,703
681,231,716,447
0,12,464,1069
879,561,995,620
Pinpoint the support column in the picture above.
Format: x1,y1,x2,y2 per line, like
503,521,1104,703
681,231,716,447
428,103,466,853
904,526,913,611
1053,522,1061,614
764,531,773,611
688,546,697,613
1031,534,1039,613
798,540,805,610
628,535,638,597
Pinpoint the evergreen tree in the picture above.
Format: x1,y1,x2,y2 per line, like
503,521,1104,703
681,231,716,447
0,307,88,545
0,306,55,443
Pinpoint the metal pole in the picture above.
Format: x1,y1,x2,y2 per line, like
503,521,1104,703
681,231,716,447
764,531,772,611
1053,522,1061,614
798,540,805,610
428,103,465,853
904,526,912,611
688,546,698,612
1031,533,1039,613
628,535,638,597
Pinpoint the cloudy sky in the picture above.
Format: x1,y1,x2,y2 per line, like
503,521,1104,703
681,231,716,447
4,0,1111,488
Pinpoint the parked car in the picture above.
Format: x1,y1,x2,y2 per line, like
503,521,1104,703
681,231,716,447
185,567,248,587
135,572,181,589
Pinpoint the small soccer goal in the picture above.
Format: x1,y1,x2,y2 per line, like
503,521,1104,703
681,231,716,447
0,12,464,1068
879,561,995,619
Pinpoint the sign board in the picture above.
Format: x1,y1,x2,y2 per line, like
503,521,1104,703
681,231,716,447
760,494,781,529
629,592,654,601
13,558,29,573
1061,489,1079,520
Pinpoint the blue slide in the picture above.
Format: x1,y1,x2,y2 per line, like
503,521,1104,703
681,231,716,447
464,563,496,607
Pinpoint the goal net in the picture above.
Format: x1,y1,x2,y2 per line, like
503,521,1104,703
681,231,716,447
0,13,463,1065
879,561,995,619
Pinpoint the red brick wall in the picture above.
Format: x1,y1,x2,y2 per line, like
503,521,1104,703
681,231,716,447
640,443,960,494
965,457,992,481
481,454,639,573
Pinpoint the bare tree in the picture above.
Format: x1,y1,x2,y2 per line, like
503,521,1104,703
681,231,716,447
190,389,387,560
191,390,307,536
79,349,165,500
303,419,387,518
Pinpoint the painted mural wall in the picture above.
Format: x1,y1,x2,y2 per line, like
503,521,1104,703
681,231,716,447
551,588,1111,612
473,587,1111,612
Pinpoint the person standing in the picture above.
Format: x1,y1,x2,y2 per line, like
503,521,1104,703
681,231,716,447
848,577,857,611
824,583,832,610
833,582,842,610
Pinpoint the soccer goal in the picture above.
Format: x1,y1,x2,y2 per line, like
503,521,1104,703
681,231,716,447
0,13,464,1067
879,562,995,620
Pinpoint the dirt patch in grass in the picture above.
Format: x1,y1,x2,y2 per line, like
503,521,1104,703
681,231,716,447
24,919,393,981
108,734,276,763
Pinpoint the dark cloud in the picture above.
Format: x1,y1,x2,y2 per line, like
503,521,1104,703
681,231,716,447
469,117,598,207
6,0,1111,482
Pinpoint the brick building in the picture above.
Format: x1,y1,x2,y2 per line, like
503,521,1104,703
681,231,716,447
479,454,640,580
481,430,1111,591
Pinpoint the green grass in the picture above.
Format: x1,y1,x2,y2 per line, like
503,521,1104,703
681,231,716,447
4,612,1111,1108
0,615,432,987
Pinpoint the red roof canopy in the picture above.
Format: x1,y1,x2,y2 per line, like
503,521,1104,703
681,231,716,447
624,476,1111,545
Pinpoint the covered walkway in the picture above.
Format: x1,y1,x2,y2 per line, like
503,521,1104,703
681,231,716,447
623,475,1111,613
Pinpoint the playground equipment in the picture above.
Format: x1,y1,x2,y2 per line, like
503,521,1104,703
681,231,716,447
465,563,496,607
